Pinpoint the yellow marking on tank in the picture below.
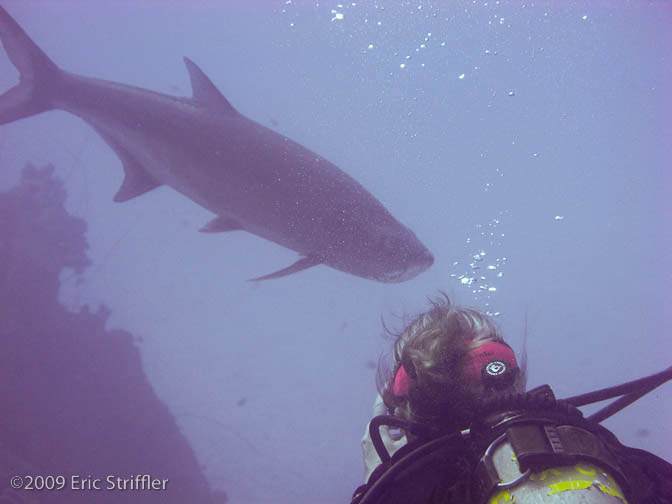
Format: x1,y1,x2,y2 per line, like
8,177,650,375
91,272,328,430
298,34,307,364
547,480,593,495
574,464,596,476
490,490,515,504
597,483,628,503
530,468,563,481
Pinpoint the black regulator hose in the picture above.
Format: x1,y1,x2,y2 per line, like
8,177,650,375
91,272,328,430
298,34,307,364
565,365,672,407
586,366,672,424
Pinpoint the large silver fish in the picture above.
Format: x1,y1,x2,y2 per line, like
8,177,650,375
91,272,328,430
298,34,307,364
0,7,433,282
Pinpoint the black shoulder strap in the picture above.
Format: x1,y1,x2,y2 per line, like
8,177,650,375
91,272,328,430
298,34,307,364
596,428,672,504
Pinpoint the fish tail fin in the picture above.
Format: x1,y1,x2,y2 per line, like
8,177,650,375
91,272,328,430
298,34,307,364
0,7,60,125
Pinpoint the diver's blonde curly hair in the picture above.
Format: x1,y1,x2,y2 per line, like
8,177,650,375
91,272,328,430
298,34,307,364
378,293,526,432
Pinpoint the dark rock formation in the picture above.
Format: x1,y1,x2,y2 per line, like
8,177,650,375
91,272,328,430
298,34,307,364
0,164,223,503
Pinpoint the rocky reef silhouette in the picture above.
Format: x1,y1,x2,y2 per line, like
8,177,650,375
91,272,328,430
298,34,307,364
0,164,226,503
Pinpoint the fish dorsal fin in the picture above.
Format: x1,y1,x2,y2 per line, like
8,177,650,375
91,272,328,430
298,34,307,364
248,255,323,282
183,57,237,114
199,216,243,233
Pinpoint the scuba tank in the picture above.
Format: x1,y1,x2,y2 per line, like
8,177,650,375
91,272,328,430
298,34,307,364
469,387,629,504
479,437,626,504
352,366,672,504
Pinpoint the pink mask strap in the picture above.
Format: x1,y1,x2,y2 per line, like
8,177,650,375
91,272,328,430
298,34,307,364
392,364,410,397
462,341,518,382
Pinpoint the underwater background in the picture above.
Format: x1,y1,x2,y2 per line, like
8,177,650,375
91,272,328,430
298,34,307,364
0,1,669,502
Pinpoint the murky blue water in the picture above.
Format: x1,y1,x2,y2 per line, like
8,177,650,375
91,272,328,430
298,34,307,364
1,1,669,502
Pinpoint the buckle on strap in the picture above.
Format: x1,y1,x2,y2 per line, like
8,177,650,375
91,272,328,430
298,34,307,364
472,423,628,504
506,424,618,473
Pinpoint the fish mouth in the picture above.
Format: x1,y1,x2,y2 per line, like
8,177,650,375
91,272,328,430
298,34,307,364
378,249,434,283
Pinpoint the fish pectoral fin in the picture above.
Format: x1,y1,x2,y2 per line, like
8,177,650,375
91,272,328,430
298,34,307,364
183,57,238,115
113,161,162,202
248,255,323,282
92,127,161,202
199,216,243,233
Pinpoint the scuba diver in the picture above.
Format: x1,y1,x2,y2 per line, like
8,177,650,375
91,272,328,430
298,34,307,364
352,294,672,503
